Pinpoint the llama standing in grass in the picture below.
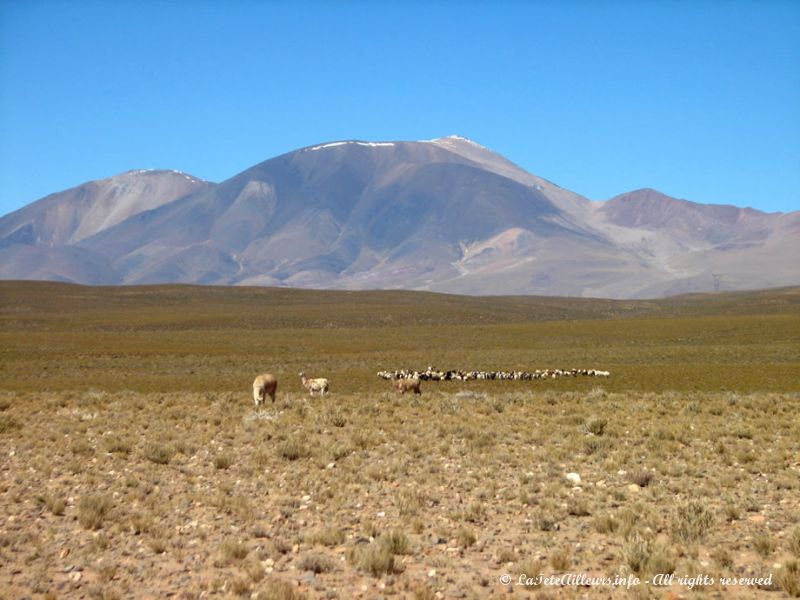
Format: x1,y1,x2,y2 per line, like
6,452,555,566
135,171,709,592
253,373,278,406
299,372,329,396
394,377,422,395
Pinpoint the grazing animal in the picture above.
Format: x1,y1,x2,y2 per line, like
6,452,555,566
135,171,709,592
299,372,329,396
252,373,278,406
394,377,422,395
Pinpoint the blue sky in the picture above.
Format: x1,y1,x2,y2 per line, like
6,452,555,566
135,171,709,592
1,0,798,215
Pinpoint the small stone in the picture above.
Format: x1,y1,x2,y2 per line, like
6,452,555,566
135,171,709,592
565,472,581,484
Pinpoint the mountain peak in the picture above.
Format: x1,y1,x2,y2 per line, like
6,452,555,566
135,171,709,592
424,134,486,148
120,169,208,184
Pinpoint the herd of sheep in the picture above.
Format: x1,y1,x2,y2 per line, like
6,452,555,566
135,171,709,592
377,366,611,382
252,366,610,404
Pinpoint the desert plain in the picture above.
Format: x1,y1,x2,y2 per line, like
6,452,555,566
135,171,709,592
1,282,799,599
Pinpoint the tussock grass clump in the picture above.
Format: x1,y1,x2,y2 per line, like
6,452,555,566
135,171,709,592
456,501,486,524
671,500,714,543
298,554,335,574
327,409,347,428
143,443,174,465
0,414,20,434
230,577,251,597
45,494,66,516
78,494,113,530
533,511,559,532
778,561,800,597
103,436,131,455
307,527,345,547
583,437,607,455
37,493,66,516
622,533,652,574
351,431,379,451
513,558,541,584
128,513,152,535
412,585,437,600
584,416,607,436
629,468,654,488
218,540,249,564
350,543,403,577
592,513,618,534
276,438,310,461
753,533,775,558
457,527,477,548
549,548,572,571
244,560,265,583
349,531,410,577
647,544,677,576
788,527,800,557
566,497,591,517
147,536,168,554
398,489,428,516
711,547,733,569
256,579,305,600
214,452,234,470
380,530,411,555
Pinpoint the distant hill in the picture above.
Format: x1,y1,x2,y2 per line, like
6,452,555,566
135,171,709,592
1,136,797,298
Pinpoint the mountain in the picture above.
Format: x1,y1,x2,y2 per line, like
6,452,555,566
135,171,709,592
0,136,797,297
0,169,211,284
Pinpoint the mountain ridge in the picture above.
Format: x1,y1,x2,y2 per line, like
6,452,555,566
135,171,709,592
1,136,796,298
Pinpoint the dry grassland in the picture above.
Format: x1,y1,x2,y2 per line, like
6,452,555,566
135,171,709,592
1,282,799,599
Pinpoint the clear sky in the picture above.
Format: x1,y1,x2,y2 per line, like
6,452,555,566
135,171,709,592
1,0,798,216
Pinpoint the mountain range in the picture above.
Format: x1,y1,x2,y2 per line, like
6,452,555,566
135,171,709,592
1,135,797,298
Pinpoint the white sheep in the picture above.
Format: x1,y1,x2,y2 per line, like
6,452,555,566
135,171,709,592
299,372,329,396
252,373,278,405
